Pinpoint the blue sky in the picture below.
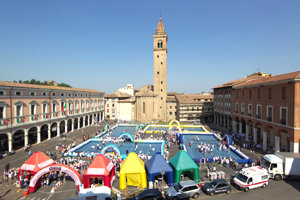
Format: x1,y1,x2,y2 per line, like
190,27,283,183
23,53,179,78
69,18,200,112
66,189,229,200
0,0,299,94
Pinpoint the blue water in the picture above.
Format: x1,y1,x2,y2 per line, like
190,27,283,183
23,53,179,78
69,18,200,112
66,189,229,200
107,126,136,137
74,140,163,157
183,134,242,160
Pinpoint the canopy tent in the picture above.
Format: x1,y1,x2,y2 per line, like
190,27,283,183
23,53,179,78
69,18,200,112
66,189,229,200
18,151,56,181
169,150,200,183
145,152,175,186
119,152,147,190
83,154,115,188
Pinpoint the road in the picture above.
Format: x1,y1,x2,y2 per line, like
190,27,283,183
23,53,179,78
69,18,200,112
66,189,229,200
18,178,300,200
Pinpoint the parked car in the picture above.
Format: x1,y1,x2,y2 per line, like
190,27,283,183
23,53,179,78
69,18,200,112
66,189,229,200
125,189,163,200
165,180,201,200
201,179,231,196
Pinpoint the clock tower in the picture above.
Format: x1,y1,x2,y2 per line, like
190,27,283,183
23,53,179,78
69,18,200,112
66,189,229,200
153,17,168,120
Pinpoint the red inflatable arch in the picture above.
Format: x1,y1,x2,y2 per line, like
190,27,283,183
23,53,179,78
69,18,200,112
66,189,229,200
28,164,81,193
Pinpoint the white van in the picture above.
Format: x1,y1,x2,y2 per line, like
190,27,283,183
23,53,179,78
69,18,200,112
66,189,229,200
76,186,121,200
233,166,269,192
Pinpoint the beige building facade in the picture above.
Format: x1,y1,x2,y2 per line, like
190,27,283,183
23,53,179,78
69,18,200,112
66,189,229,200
0,81,105,153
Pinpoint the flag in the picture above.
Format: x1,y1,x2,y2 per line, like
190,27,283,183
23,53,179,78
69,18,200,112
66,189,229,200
0,120,6,126
31,116,37,120
43,114,48,119
62,103,66,111
17,118,23,123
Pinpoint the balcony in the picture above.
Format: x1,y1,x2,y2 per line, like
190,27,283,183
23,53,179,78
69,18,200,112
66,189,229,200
267,117,272,122
241,111,245,115
256,114,261,119
280,119,287,125
248,113,252,117
235,110,238,114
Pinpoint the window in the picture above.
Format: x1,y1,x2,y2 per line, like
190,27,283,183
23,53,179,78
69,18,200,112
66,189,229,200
161,62,163,65
112,104,114,107
202,107,205,111
187,107,189,111
69,93,71,96
197,107,199,111
157,71,159,74
61,93,64,96
43,92,47,96
30,92,35,96
241,104,245,115
81,94,83,97
257,105,262,119
248,104,252,117
16,105,22,116
0,91,4,95
169,112,172,115
16,91,21,96
282,87,286,99
75,94,78,97
268,88,272,99
52,93,56,96
262,175,268,180
175,106,177,109
0,107,3,118
161,81,163,84
69,103,72,111
112,110,115,114
242,90,244,99
112,99,115,103
31,105,35,115
143,102,145,114
280,107,287,125
235,103,239,113
267,106,273,122
107,104,109,107
258,89,261,99
236,91,238,99
170,106,172,109
52,103,56,112
107,109,109,112
42,104,47,113
157,41,162,48
161,97,163,100
157,55,159,58
249,90,252,99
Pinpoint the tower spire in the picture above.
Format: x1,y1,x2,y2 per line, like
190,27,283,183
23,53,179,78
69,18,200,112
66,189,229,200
156,15,165,34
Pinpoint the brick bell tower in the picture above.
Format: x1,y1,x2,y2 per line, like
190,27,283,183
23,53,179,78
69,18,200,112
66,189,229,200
153,16,168,120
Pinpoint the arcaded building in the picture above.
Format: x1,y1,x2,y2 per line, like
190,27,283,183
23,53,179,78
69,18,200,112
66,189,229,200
0,81,105,153
233,71,300,153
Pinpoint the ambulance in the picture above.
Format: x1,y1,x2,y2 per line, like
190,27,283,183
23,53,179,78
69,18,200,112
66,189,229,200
233,166,269,192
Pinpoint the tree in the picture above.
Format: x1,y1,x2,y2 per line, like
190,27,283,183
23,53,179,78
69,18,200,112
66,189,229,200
23,80,29,84
58,83,71,87
19,80,22,83
36,80,41,85
30,79,36,84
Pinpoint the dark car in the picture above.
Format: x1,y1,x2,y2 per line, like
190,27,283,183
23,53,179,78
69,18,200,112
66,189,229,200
201,179,231,196
125,189,163,200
